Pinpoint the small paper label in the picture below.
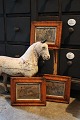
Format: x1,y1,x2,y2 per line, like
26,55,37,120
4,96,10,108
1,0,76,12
66,52,75,60
68,19,76,26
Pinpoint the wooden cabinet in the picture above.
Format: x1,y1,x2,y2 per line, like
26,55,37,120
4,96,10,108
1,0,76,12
0,0,80,90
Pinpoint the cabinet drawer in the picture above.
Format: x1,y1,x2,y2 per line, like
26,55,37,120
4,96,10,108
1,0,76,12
62,0,80,12
0,44,5,56
6,44,29,57
0,0,3,14
5,0,30,14
6,17,30,44
59,48,80,78
61,15,80,45
38,0,58,13
0,17,4,41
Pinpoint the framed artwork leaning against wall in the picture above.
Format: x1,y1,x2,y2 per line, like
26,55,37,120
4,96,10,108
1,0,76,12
30,21,62,49
10,77,46,106
43,74,71,103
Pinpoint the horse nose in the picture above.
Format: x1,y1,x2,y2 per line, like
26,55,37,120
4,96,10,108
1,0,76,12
47,55,50,59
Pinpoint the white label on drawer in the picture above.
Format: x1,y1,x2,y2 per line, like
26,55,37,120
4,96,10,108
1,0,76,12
67,19,76,26
66,52,75,60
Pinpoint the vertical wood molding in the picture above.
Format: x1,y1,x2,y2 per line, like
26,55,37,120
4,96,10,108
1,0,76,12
54,50,58,75
31,0,38,21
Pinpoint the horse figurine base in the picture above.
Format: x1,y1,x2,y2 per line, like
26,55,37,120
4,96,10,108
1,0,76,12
0,41,50,93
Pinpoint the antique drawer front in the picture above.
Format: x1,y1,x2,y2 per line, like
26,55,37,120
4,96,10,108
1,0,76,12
6,17,30,43
61,15,80,45
0,17,4,41
5,0,30,14
0,0,3,14
62,0,80,12
59,48,80,78
6,44,28,57
38,0,58,13
38,50,54,75
0,44,5,56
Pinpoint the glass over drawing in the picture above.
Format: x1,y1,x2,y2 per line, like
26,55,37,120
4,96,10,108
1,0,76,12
46,80,65,97
16,83,41,100
35,27,56,44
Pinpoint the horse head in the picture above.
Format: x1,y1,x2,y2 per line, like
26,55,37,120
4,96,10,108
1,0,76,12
34,40,50,60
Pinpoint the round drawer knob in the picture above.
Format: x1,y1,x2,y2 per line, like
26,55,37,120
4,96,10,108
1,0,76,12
14,27,20,32
69,27,74,33
67,61,73,66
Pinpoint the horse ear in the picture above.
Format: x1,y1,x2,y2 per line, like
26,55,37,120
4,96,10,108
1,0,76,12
41,39,47,43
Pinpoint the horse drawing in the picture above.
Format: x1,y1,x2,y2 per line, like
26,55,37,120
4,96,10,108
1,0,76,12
0,40,50,93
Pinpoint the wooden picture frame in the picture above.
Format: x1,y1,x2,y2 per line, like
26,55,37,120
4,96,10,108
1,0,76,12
11,77,46,106
43,74,71,103
30,21,62,49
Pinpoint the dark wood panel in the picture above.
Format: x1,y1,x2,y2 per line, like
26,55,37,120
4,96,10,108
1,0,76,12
61,15,80,46
0,17,4,41
38,0,58,13
0,0,3,14
6,17,30,44
59,48,80,78
62,0,80,12
6,44,29,57
0,44,5,55
5,0,30,14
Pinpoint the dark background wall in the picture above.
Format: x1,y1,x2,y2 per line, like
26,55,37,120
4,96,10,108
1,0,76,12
0,0,80,89
0,0,62,57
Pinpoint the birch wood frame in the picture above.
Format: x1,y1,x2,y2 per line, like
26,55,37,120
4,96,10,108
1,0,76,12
11,77,46,106
30,21,62,49
43,74,71,103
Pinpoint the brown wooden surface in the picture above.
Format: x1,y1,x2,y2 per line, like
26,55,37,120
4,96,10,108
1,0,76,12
53,50,58,75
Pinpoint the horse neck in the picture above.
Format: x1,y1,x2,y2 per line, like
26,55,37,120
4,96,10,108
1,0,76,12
20,44,39,65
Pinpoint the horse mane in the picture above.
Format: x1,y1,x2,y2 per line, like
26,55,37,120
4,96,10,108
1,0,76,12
20,42,40,65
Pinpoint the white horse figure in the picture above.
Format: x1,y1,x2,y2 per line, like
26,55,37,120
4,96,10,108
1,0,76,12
0,40,50,93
